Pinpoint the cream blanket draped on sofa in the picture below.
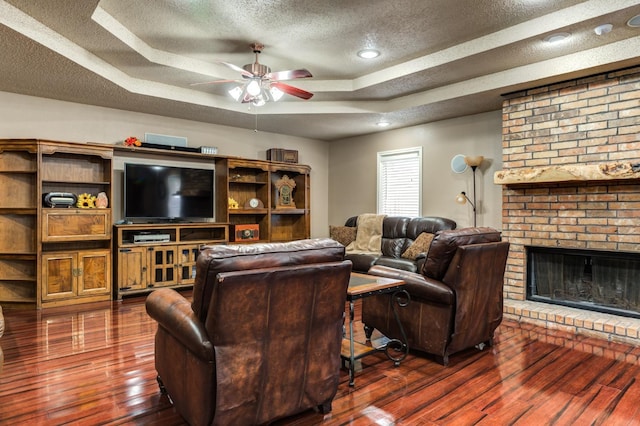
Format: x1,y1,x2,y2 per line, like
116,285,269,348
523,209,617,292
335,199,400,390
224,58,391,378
346,213,386,254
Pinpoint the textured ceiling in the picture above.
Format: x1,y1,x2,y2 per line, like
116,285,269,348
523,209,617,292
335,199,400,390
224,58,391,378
0,0,639,141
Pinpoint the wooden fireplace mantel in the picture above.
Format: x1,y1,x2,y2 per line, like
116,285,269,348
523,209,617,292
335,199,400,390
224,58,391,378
494,161,640,185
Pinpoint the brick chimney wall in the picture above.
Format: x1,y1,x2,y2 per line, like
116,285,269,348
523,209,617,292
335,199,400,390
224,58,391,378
499,66,640,343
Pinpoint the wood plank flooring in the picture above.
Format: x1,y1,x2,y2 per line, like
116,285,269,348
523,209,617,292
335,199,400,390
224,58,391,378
1,292,639,425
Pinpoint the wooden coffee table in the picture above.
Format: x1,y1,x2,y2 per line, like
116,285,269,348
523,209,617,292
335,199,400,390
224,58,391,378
341,272,409,386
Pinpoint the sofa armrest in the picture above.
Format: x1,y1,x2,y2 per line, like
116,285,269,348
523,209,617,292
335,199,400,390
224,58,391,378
373,256,418,273
146,288,214,362
368,265,454,305
345,252,378,272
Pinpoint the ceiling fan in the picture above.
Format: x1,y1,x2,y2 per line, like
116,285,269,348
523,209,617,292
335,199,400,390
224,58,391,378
192,43,314,106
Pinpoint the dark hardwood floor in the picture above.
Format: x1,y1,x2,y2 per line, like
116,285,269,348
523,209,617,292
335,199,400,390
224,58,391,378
1,293,639,425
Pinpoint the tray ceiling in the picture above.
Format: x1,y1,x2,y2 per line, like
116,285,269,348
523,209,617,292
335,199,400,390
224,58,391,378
0,0,639,140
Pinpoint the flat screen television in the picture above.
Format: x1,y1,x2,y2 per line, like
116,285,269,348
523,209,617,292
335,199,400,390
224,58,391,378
124,163,215,222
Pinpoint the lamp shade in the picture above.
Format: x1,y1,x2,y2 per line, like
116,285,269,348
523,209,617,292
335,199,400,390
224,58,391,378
228,86,243,101
464,155,484,167
246,80,261,96
270,86,284,101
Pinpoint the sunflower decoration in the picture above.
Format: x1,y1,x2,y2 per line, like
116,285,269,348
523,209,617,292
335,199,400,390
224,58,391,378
77,193,96,208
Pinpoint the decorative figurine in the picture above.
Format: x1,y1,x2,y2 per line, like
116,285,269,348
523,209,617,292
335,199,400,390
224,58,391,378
124,136,142,147
95,192,109,208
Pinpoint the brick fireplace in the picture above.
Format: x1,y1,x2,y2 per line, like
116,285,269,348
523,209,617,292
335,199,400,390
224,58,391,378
497,65,640,344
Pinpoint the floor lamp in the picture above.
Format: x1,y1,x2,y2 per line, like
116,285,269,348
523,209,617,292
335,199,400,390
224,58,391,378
455,155,483,227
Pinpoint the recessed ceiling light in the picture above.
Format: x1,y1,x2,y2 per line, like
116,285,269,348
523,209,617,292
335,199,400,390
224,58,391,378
544,32,571,43
627,14,640,28
358,49,380,59
594,24,613,35
376,121,390,127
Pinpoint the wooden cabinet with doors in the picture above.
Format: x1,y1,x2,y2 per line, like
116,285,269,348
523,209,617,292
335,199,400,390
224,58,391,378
114,222,228,299
0,139,114,309
41,250,111,301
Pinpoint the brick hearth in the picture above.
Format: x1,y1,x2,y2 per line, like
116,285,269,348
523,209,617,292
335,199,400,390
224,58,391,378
499,65,640,344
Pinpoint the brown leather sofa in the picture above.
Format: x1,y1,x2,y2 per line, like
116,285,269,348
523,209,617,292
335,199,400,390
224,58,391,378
344,215,456,273
361,227,509,365
145,238,352,426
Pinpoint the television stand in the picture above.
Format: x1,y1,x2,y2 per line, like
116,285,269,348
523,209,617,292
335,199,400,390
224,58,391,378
114,222,229,300
161,218,193,224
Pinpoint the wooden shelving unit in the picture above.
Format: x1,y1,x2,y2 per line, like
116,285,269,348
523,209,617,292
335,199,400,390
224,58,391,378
217,159,271,243
217,158,311,243
0,141,38,307
0,141,311,309
39,141,114,309
0,139,114,309
269,163,311,242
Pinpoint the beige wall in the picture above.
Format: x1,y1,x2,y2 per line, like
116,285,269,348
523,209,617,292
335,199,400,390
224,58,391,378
0,91,504,237
0,91,330,237
327,110,503,230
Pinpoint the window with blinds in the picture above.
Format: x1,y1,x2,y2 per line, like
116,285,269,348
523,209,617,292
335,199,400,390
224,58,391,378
377,147,422,216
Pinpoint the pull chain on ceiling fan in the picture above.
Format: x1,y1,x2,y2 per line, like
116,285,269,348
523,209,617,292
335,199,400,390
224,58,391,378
192,43,314,106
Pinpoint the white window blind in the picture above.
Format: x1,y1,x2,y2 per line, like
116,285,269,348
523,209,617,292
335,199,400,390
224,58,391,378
377,147,422,216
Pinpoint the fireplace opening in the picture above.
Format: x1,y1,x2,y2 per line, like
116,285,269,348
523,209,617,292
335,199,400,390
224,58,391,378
527,246,640,319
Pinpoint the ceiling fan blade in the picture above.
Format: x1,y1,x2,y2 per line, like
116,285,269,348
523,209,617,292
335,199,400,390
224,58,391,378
271,82,314,100
218,61,254,78
266,68,312,81
189,79,239,86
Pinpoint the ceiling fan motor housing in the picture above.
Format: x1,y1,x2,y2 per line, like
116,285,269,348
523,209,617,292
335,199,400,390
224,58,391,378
243,62,271,77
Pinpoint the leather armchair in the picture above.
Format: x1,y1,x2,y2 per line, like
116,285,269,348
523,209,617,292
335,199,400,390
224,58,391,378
362,228,509,365
146,238,352,425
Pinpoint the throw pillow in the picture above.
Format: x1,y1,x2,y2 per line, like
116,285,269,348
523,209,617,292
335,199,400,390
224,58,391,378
329,225,357,247
401,232,435,260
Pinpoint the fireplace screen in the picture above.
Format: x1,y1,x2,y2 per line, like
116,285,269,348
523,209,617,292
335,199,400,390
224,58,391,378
527,247,640,319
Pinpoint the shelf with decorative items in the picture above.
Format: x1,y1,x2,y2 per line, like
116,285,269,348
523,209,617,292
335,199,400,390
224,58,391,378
270,163,310,242
217,158,271,243
216,158,311,243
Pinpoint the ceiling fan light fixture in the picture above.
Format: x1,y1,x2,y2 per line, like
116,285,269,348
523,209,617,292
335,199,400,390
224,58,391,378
214,42,313,105
228,86,244,101
270,86,284,101
358,49,380,59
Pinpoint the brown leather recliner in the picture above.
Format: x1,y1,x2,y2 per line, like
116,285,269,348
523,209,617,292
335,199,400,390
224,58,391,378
362,227,509,366
145,238,352,426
